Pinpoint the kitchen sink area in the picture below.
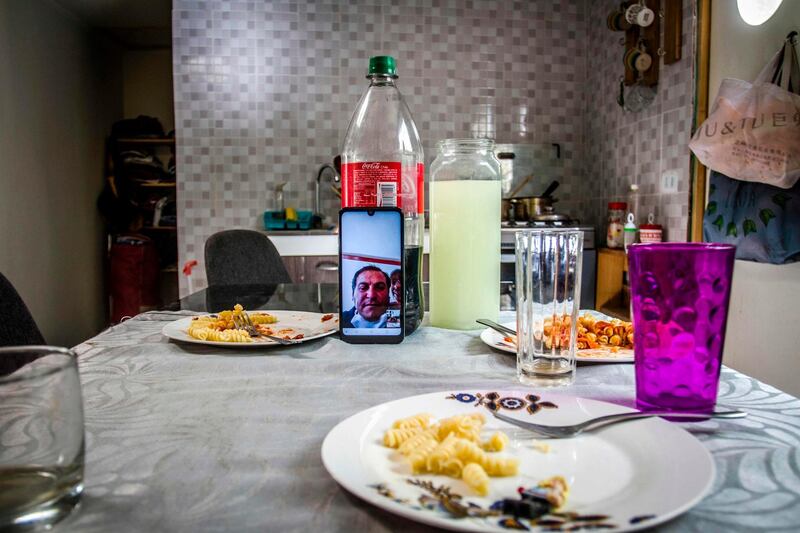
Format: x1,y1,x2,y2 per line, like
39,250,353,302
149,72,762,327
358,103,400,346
263,228,338,236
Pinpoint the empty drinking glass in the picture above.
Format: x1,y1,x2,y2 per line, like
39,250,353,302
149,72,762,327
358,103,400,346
0,346,85,530
516,230,584,386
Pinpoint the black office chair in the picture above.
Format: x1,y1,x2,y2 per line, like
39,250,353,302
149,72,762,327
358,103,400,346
0,271,46,347
204,229,292,286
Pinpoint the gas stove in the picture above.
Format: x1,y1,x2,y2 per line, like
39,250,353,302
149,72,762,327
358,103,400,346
499,219,597,309
501,219,595,251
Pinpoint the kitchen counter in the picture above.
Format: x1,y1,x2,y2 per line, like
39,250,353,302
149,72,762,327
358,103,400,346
264,229,430,256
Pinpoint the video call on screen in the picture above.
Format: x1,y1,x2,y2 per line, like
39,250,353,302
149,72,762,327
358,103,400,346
340,210,402,335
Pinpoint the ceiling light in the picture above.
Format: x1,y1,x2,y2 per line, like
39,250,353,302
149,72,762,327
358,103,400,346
737,0,784,26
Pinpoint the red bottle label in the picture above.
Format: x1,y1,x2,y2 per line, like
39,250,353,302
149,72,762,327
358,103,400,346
342,162,424,213
342,161,402,208
416,163,424,214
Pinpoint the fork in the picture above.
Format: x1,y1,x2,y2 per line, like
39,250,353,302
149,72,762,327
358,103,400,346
476,319,516,337
234,312,299,346
232,313,259,337
492,408,747,439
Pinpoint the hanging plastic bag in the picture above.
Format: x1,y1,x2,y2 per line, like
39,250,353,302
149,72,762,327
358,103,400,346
704,170,800,264
689,34,800,189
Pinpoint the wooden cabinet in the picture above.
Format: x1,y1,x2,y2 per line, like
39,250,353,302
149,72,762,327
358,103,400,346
596,248,630,320
282,254,430,284
281,256,303,282
104,137,178,320
281,255,339,283
305,256,339,283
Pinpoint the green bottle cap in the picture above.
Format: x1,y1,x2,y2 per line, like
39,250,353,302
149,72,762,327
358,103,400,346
368,56,398,77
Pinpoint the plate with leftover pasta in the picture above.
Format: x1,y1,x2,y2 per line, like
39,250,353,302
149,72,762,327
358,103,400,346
161,305,338,347
480,311,635,363
321,390,714,532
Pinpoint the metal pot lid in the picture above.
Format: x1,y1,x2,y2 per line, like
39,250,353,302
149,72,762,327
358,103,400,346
511,196,552,203
530,212,571,222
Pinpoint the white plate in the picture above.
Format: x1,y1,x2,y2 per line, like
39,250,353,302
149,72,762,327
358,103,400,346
480,321,635,363
161,310,338,348
322,390,714,532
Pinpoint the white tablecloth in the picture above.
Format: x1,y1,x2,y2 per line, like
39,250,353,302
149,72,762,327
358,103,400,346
63,311,800,532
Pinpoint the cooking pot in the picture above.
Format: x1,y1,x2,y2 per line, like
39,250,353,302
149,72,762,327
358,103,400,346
510,196,555,220
503,180,560,222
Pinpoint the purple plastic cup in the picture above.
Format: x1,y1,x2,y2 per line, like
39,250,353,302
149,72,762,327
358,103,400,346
628,243,736,413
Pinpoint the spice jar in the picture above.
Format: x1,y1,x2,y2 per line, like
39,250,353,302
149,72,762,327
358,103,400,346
606,202,627,249
639,213,663,243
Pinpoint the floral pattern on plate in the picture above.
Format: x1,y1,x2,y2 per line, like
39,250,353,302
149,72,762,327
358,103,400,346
447,392,558,415
369,479,657,531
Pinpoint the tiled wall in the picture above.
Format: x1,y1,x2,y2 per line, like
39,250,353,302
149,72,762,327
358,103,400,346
173,0,696,294
173,0,590,293
582,0,696,242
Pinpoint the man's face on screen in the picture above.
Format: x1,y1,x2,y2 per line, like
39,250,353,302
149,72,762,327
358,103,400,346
354,270,389,321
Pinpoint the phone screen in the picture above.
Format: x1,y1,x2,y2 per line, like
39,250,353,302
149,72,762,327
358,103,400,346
339,208,404,343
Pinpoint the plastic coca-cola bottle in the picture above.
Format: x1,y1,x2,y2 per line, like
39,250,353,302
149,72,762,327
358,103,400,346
341,56,424,335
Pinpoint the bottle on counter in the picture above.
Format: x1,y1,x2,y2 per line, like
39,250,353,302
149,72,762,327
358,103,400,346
606,201,627,249
429,139,502,330
628,183,640,224
341,56,425,335
623,212,638,252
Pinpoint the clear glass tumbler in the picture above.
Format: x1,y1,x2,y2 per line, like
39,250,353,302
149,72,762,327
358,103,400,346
0,346,85,530
628,243,736,413
516,230,584,386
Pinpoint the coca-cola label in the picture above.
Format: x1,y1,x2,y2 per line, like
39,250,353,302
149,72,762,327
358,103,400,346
342,161,402,208
342,161,425,212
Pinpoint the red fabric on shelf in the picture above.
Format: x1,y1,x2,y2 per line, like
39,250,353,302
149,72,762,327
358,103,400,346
110,237,159,322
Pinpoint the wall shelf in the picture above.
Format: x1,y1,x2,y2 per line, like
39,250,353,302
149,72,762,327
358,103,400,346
104,131,178,320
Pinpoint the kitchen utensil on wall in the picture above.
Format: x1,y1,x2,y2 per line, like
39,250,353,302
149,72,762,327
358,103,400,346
625,2,655,27
624,43,653,73
607,8,631,31
539,179,560,199
507,174,535,199
494,143,561,199
607,0,679,90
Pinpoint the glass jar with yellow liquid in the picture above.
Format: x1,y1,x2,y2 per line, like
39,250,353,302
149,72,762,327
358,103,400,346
429,139,502,329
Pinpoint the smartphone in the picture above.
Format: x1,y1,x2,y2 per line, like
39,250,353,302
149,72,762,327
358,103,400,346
339,207,404,344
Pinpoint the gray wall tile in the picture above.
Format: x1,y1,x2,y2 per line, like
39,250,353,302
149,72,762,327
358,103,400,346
174,0,696,293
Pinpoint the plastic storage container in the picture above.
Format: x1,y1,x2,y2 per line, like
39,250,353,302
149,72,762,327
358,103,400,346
263,210,313,231
606,202,627,249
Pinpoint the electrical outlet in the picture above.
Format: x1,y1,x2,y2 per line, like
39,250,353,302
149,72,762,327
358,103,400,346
661,170,679,193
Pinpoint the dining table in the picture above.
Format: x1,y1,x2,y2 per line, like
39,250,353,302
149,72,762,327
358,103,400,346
62,283,800,532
